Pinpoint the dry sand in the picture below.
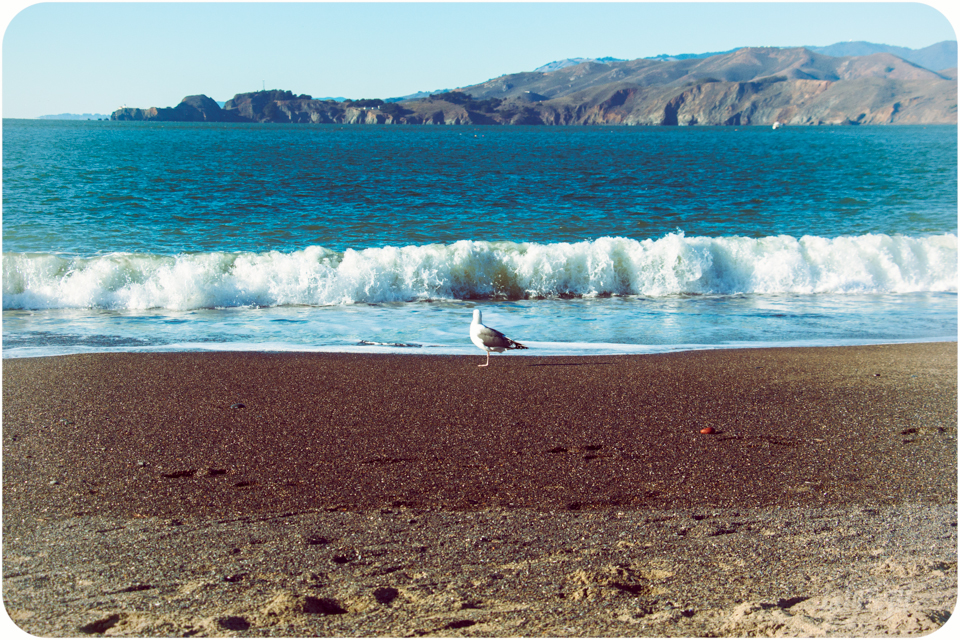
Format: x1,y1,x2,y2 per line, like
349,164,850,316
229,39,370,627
2,343,957,636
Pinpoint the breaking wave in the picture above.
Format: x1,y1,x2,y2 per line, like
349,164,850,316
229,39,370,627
3,233,957,310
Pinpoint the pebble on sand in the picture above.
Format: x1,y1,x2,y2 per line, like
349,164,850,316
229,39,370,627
700,427,716,434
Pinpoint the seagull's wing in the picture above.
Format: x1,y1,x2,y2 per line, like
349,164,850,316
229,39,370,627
475,324,514,349
477,324,527,350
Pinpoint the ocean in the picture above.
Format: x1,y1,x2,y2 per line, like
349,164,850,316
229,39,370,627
2,119,957,359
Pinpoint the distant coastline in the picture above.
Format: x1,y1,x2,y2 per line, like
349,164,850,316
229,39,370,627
108,43,957,127
29,41,958,126
37,113,111,121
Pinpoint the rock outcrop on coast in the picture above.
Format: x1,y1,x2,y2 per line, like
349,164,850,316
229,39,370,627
112,94,249,123
111,46,958,126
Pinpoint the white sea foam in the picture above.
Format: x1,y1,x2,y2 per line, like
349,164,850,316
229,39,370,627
3,233,957,310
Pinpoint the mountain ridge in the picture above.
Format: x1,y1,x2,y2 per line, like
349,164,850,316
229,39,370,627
807,40,956,71
618,40,956,69
398,40,955,101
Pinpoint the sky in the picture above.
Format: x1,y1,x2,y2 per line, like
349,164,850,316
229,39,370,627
1,1,957,119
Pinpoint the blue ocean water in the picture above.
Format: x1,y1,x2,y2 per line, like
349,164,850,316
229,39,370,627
2,119,957,358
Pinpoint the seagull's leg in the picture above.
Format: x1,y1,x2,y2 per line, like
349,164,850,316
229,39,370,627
479,350,490,367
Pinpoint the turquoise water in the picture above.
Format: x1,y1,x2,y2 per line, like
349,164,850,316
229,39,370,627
2,120,957,358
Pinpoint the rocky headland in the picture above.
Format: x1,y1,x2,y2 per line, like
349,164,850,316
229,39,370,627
111,46,958,126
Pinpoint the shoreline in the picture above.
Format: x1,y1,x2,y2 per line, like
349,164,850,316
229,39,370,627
3,343,957,635
2,335,957,361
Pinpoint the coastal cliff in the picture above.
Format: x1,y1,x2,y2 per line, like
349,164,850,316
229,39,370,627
111,46,958,126
111,94,248,123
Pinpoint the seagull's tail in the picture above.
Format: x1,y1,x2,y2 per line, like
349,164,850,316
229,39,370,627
507,339,528,350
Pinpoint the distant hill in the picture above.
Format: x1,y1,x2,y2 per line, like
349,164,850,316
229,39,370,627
640,41,957,72
384,40,955,103
644,50,738,62
112,43,957,127
807,40,957,72
37,113,111,120
458,45,952,98
534,57,626,72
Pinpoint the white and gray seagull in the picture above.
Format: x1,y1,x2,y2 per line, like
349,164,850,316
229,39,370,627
470,309,528,367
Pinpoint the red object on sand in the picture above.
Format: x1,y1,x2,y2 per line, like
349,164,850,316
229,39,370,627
700,427,715,434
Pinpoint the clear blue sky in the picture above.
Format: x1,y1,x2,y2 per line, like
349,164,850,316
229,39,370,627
1,2,957,118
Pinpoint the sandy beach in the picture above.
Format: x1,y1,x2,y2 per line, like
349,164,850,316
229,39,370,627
2,343,957,636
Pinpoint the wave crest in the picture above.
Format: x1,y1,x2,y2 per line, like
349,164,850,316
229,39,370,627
3,233,956,310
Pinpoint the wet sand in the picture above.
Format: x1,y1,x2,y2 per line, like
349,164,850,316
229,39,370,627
2,343,957,636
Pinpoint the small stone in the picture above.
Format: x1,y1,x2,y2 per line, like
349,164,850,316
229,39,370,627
217,616,250,631
373,587,400,605
230,403,245,409
700,427,715,434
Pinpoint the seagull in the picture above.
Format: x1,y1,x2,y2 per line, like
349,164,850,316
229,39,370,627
470,309,528,367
